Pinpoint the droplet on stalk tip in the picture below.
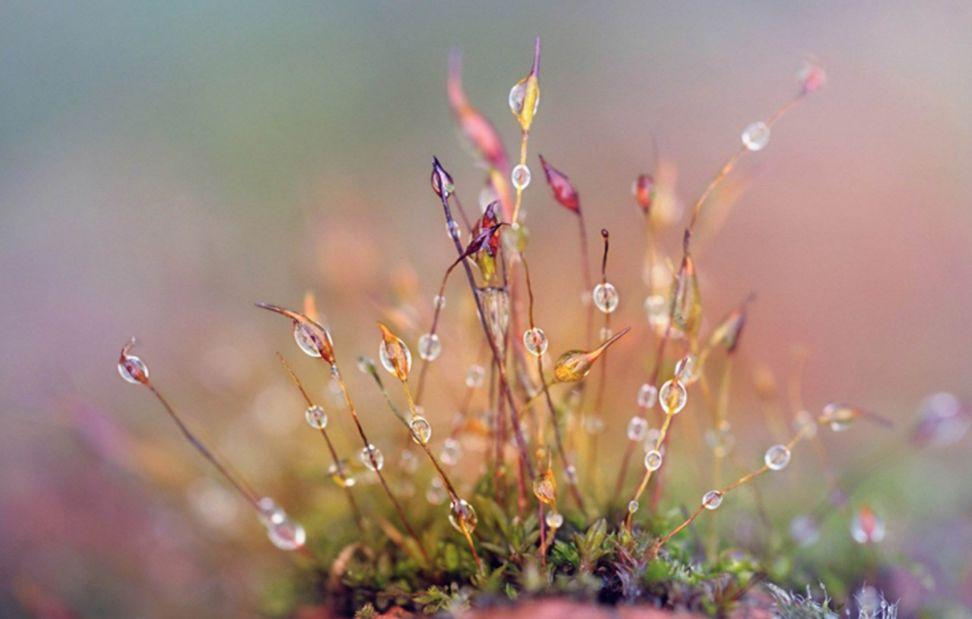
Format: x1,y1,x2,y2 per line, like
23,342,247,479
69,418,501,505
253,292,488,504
417,333,442,361
637,383,658,410
465,364,486,388
659,379,688,415
627,500,639,514
644,449,663,471
593,282,620,313
764,444,791,471
511,164,532,190
627,416,648,441
508,37,541,132
702,490,724,510
545,511,564,529
359,444,385,472
117,339,149,384
327,459,356,487
377,323,412,381
449,498,478,533
741,121,770,151
408,416,433,444
850,505,886,544
523,327,549,356
304,405,328,430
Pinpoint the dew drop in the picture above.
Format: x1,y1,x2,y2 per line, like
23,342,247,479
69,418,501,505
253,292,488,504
564,464,578,484
378,337,412,377
637,383,658,410
440,437,461,466
764,444,791,471
545,510,564,529
511,164,532,190
293,322,323,358
399,448,419,474
599,326,613,341
118,354,149,384
449,498,478,533
850,505,885,544
417,333,442,361
702,490,724,510
583,415,605,435
257,497,286,526
426,477,446,505
408,416,433,444
509,81,527,116
627,500,639,514
304,405,328,430
592,282,620,313
674,354,698,384
327,459,356,487
741,121,770,151
793,409,818,439
820,403,857,432
705,426,735,458
465,364,486,388
446,219,462,241
644,449,663,471
523,327,549,356
627,416,648,441
359,444,385,471
659,379,688,415
789,514,820,547
265,517,306,551
433,294,447,311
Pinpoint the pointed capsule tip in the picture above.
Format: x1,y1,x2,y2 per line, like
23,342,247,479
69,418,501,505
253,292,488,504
532,36,541,76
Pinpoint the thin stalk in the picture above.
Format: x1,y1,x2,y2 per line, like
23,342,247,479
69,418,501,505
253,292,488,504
624,407,676,530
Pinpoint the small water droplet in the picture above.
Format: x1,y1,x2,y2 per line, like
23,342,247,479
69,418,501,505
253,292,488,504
417,333,442,361
592,282,620,313
327,459,356,487
359,444,384,471
408,416,432,444
793,409,818,438
627,500,639,514
465,364,486,388
433,294,447,311
741,121,770,151
789,515,820,547
583,415,605,435
118,354,149,384
304,405,328,430
545,510,564,529
702,490,724,510
644,449,663,471
636,383,658,410
426,477,446,504
511,164,532,190
440,437,461,466
293,322,324,358
523,327,548,356
264,514,306,551
764,444,791,470
446,219,461,241
627,416,648,441
399,448,419,474
850,505,885,544
659,379,688,415
449,498,478,533
674,354,698,384
705,426,735,457
378,336,412,378
820,403,858,432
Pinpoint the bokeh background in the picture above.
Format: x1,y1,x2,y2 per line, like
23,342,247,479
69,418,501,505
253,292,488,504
2,2,971,617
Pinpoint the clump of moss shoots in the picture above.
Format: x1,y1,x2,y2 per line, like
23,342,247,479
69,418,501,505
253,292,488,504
117,39,907,617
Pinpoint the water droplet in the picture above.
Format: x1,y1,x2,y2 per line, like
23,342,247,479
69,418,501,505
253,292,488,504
408,416,432,444
465,364,486,388
265,517,306,551
789,515,820,547
399,448,419,474
798,59,826,95
378,336,412,378
511,164,532,190
583,415,605,435
257,496,286,526
643,428,663,450
850,505,885,544
446,219,461,241
564,464,578,484
449,498,478,534
674,354,698,384
627,416,648,441
359,444,385,471
327,459,356,487
764,444,791,471
509,81,528,115
913,391,969,447
644,449,663,471
426,477,446,504
705,426,735,457
741,121,770,151
545,511,564,529
702,490,724,510
523,327,548,356
627,500,639,514
293,322,325,358
637,383,658,410
820,403,858,432
118,353,149,384
592,282,620,313
855,586,882,616
440,437,461,466
659,379,688,415
433,294,447,311
356,356,372,374
599,326,613,341
417,333,442,361
793,409,818,439
304,405,328,430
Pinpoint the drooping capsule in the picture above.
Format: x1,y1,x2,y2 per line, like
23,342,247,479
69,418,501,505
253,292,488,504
708,299,750,354
627,416,648,442
545,511,564,529
408,416,433,444
592,282,620,314
741,121,771,151
117,339,149,384
850,505,886,544
659,379,688,415
702,490,724,510
763,444,791,471
538,154,580,213
671,253,702,339
417,333,442,361
359,444,385,472
553,327,631,382
523,327,549,356
644,449,663,471
304,405,328,430
448,498,479,534
637,383,658,409
377,323,412,381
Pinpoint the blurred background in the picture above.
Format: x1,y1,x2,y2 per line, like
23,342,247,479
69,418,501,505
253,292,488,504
2,1,970,617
